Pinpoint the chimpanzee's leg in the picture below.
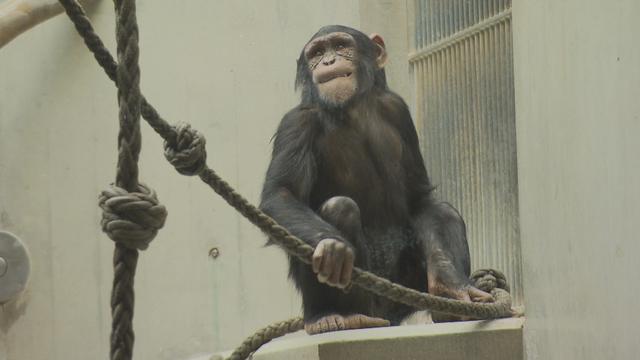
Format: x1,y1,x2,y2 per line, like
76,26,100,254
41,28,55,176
295,196,390,334
413,202,494,321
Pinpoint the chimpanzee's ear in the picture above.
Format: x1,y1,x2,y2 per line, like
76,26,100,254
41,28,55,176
369,33,388,69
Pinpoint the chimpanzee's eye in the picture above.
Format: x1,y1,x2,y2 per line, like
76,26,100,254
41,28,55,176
336,44,344,50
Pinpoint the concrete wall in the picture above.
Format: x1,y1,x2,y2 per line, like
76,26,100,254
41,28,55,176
512,1,640,359
0,1,414,359
358,0,411,105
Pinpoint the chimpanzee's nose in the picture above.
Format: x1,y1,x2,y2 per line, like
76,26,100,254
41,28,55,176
323,56,336,66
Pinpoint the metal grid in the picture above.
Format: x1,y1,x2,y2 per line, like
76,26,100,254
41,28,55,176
411,0,522,305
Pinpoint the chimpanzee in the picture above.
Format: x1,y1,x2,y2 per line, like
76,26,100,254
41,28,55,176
259,25,493,335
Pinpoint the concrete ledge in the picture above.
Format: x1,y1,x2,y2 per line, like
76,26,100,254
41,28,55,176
208,318,524,360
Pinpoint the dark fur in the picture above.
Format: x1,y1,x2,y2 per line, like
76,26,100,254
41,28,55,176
260,25,471,325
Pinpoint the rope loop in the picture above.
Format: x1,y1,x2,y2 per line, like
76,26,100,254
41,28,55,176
99,183,168,250
164,122,207,176
471,268,510,293
222,317,304,360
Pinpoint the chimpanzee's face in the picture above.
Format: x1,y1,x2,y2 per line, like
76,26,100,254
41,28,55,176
304,32,358,106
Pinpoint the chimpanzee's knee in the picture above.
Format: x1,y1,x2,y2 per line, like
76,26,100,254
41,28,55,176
430,202,470,276
319,196,362,234
318,196,369,268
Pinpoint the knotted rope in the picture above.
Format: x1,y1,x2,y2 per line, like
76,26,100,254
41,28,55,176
99,184,167,250
471,268,510,293
164,122,207,176
57,1,515,358
100,1,167,359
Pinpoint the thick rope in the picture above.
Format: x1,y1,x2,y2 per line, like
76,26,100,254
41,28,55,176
110,0,142,359
58,0,513,320
213,317,304,360
101,1,166,359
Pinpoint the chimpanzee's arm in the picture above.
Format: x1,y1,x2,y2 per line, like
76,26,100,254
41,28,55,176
260,107,348,247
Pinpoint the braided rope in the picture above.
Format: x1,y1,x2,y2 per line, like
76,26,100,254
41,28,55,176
110,0,141,360
57,1,514,359
214,317,305,360
110,1,142,359
106,1,167,359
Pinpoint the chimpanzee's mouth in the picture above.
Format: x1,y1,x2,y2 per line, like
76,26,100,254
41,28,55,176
318,72,352,84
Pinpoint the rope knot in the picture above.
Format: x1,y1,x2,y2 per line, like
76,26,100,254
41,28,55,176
164,122,207,176
99,183,167,250
470,268,510,293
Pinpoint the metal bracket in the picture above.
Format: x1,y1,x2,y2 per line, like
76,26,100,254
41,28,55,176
0,231,31,303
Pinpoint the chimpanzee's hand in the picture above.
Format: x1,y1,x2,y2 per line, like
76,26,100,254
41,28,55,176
312,238,355,289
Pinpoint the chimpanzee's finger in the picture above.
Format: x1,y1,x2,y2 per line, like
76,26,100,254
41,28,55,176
328,245,345,285
318,243,335,283
339,249,354,287
312,242,325,274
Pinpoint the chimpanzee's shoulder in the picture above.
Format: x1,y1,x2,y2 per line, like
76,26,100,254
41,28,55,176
281,105,323,124
377,90,411,114
275,105,324,139
377,90,414,128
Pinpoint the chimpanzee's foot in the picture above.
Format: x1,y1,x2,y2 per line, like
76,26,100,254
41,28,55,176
430,284,495,322
304,314,390,334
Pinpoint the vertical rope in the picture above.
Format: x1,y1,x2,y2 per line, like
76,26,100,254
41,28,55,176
111,1,142,359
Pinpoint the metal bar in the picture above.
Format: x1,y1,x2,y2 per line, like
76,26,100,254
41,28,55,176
408,9,511,63
411,0,521,305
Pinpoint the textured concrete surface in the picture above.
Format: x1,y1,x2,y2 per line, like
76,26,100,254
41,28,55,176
513,0,640,359
209,318,524,360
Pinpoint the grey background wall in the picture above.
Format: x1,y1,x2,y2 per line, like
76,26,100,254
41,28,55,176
0,1,409,359
513,0,640,359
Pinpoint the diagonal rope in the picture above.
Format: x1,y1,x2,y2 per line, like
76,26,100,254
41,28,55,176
57,0,176,142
